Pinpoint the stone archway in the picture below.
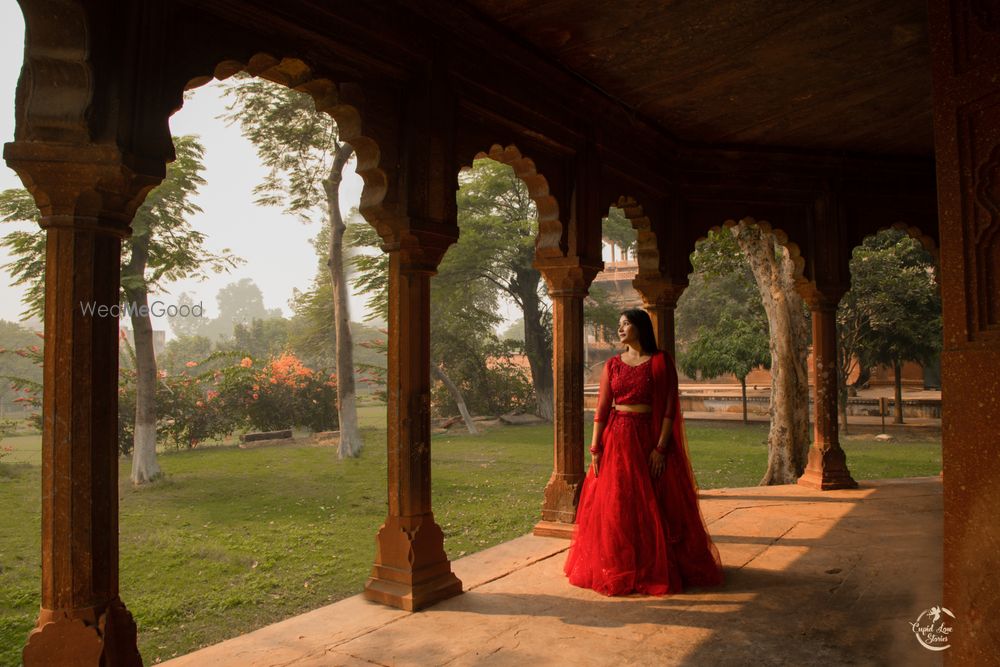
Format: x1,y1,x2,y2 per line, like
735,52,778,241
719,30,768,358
458,145,599,538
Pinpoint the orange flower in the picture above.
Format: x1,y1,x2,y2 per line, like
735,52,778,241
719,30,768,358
185,361,198,368
240,357,253,368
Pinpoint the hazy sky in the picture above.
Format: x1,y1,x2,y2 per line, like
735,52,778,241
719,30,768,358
0,4,370,337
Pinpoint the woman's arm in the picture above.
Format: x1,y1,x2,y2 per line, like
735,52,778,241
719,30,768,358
649,415,672,478
590,361,613,475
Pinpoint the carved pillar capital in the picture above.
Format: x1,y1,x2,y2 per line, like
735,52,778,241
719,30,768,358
797,281,848,311
631,275,688,307
536,257,602,297
379,222,458,275
3,141,163,235
631,275,687,355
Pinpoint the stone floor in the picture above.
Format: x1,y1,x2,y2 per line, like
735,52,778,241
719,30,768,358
164,478,943,667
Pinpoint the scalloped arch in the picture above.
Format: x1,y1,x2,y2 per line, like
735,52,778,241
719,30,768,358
181,53,390,237
465,144,562,260
608,196,661,280
695,217,808,283
867,222,941,267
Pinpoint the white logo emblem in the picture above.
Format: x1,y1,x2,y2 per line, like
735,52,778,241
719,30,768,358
910,606,955,651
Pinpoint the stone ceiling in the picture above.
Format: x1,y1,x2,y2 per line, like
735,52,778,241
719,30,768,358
460,0,933,157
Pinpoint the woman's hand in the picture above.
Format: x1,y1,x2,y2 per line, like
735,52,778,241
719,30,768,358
649,449,665,479
591,453,601,478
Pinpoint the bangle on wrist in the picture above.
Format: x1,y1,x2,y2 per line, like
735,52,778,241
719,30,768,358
655,443,667,454
589,446,601,454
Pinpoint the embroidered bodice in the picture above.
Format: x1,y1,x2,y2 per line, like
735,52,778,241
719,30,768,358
594,355,677,422
610,355,654,404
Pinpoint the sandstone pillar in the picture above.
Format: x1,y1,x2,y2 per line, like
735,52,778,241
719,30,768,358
4,143,160,667
364,231,462,610
534,260,599,538
632,276,687,355
798,290,857,490
927,0,1000,659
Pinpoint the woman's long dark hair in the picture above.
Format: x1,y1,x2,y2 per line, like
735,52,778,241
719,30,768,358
621,308,659,354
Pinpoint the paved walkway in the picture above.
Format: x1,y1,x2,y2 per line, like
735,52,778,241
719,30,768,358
164,478,943,667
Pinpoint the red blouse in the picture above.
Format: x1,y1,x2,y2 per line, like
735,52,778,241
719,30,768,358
594,353,677,423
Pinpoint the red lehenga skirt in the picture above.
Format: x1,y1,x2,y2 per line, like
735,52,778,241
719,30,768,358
564,410,724,596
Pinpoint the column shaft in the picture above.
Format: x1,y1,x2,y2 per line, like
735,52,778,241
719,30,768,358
21,223,141,666
364,247,461,610
798,303,857,490
535,289,586,536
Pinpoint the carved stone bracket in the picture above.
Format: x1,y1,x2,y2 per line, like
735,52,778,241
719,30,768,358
632,275,688,354
3,141,163,233
536,257,601,296
796,280,848,311
632,275,688,307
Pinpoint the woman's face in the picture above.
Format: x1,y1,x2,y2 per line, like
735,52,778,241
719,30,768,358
618,315,639,346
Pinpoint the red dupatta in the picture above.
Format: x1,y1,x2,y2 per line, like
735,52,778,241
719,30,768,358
650,351,725,587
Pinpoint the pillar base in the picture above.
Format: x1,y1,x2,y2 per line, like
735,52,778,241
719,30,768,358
798,442,858,490
533,520,575,539
363,568,462,612
363,514,462,611
23,598,141,667
539,473,583,524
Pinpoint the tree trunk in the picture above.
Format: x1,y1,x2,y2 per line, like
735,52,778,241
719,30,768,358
124,237,162,485
323,143,364,458
839,383,850,436
515,268,554,421
893,360,904,424
732,222,811,485
740,377,748,425
431,364,478,434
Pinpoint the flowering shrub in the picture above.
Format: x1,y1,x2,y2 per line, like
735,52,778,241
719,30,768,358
215,352,338,433
156,367,234,448
5,342,339,452
1,339,43,432
118,368,137,454
0,418,16,464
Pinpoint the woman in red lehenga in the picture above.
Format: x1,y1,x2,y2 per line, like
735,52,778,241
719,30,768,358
564,308,724,596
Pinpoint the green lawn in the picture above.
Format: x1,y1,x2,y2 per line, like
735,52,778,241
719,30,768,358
0,415,941,665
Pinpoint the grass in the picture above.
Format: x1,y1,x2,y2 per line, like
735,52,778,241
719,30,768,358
0,413,941,664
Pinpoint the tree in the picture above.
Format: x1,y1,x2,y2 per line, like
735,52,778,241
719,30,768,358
839,229,941,425
345,207,532,427
223,76,364,458
160,334,214,375
681,316,770,425
583,283,621,365
172,279,282,342
1,135,238,484
730,223,812,485
0,321,42,417
449,159,553,420
678,231,771,425
602,206,636,261
680,226,811,484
